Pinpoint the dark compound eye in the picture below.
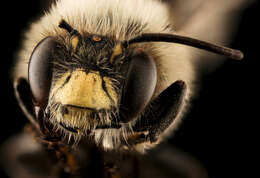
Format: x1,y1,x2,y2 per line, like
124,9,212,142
119,49,157,123
28,37,56,109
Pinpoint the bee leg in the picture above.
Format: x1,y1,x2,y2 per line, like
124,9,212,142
132,80,187,143
14,78,61,141
14,78,40,130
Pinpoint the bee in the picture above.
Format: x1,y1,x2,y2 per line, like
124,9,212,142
12,0,243,153
1,0,251,177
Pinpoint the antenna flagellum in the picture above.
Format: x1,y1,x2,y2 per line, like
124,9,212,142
124,33,244,60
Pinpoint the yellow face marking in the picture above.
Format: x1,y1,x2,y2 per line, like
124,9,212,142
71,35,80,51
53,69,118,110
103,77,118,105
62,106,94,126
110,44,123,63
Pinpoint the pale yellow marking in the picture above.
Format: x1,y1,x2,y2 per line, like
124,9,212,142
54,69,118,110
103,77,118,105
110,44,123,63
71,35,79,51
63,106,92,122
51,72,71,93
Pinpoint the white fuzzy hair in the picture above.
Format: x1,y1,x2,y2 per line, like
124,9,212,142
14,0,195,152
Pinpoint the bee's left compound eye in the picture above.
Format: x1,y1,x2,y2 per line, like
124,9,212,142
119,49,157,123
28,37,56,109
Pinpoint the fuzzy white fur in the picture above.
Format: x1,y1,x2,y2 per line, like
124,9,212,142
14,0,195,152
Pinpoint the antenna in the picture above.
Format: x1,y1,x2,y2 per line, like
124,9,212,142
123,33,244,60
59,19,80,36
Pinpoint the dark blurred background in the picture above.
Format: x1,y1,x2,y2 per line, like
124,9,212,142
1,0,259,178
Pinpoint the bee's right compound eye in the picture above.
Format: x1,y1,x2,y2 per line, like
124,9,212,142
28,37,56,109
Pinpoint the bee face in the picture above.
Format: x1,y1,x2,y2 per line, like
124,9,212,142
28,30,158,143
14,0,243,151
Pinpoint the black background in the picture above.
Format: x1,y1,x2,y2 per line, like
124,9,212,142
1,1,259,178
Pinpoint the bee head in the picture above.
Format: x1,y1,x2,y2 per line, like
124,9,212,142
28,19,243,136
28,20,158,134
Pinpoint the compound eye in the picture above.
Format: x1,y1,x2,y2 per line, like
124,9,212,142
119,49,157,123
28,37,56,109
